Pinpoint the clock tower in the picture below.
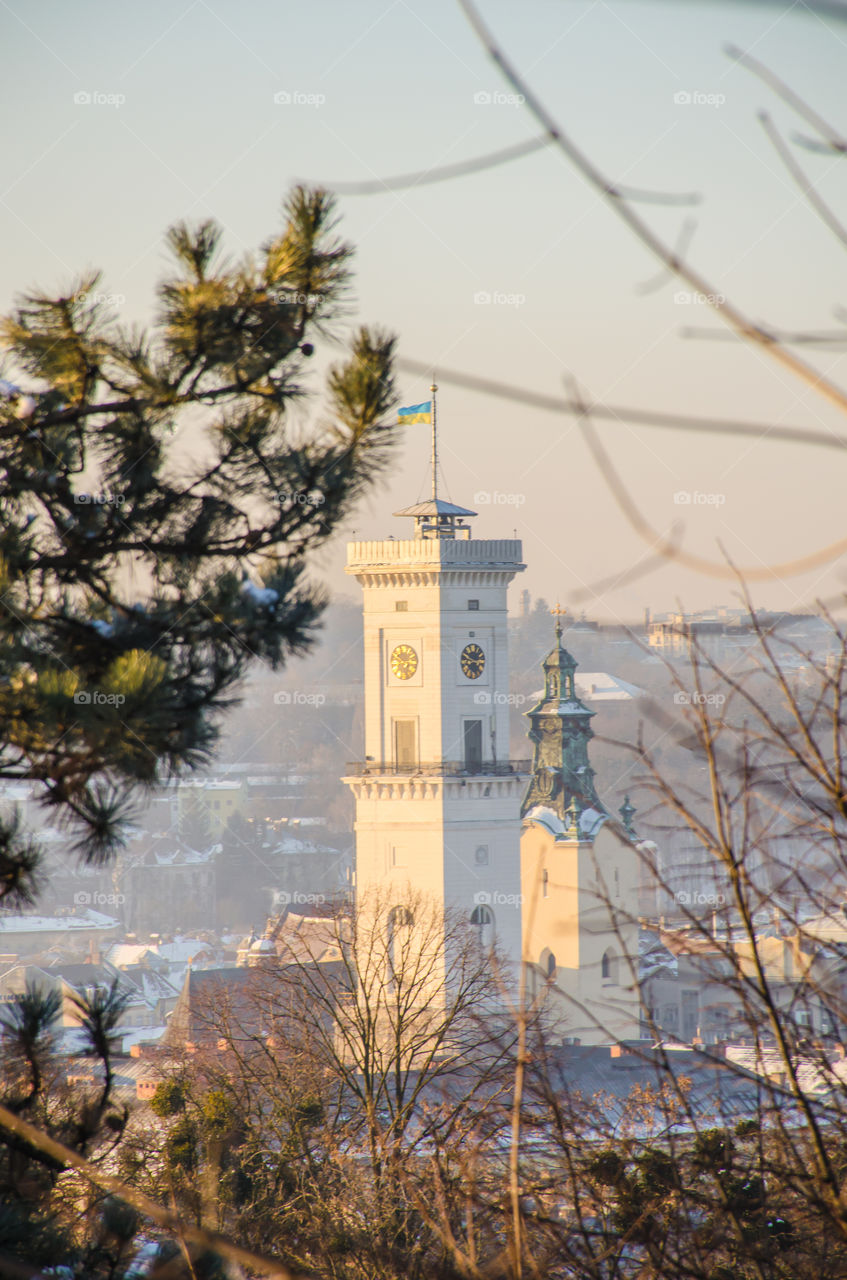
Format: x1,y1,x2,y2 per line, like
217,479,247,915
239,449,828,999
343,395,527,998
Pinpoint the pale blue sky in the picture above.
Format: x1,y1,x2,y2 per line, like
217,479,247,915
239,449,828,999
2,0,847,621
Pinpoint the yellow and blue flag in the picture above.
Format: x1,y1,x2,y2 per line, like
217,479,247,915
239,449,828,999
398,400,432,425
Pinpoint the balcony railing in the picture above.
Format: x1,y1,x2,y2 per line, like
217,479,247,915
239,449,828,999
345,759,532,778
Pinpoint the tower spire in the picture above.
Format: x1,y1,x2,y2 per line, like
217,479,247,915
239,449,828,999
521,620,605,824
430,380,438,502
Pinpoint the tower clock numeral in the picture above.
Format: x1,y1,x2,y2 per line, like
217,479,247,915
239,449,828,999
460,642,485,680
390,643,418,680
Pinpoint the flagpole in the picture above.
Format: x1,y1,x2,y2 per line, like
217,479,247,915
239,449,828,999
430,379,438,502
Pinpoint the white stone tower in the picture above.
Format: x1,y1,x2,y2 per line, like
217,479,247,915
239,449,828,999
343,390,527,998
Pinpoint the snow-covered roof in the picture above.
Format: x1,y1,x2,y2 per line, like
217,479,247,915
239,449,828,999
106,943,157,967
579,806,607,838
575,672,644,701
119,1025,168,1053
156,938,216,965
522,804,608,841
270,835,335,856
0,909,120,934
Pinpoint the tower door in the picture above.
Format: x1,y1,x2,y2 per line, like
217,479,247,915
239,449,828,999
463,719,483,772
394,719,417,769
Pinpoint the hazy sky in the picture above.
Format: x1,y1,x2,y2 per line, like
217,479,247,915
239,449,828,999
3,0,847,623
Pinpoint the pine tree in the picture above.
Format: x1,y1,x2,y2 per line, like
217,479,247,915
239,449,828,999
0,186,396,902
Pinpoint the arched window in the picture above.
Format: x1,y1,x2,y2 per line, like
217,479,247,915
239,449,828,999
388,906,414,930
601,948,617,984
387,906,414,989
470,904,495,949
539,948,556,982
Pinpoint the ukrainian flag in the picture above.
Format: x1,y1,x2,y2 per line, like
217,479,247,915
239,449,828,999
398,400,432,425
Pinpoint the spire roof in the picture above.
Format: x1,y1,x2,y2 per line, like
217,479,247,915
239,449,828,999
521,620,606,829
393,498,477,519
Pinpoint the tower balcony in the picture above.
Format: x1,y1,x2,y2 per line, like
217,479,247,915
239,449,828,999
345,759,531,778
346,538,524,572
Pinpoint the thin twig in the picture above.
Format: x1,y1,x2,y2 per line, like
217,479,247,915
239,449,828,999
725,43,847,153
758,110,847,249
397,357,847,454
457,0,847,419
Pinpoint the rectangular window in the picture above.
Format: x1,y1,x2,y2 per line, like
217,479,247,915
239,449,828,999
395,600,408,612
681,989,699,1042
468,599,480,611
463,720,483,771
394,719,417,768
391,846,408,868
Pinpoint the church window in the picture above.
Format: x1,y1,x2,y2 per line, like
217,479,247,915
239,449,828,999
470,904,495,949
601,949,618,984
387,906,414,988
388,905,414,929
546,952,556,979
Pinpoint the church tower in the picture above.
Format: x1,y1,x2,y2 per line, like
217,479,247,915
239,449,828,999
520,622,640,1043
343,389,527,1000
521,615,603,827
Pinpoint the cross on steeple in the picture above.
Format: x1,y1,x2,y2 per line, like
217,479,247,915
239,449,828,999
551,602,567,639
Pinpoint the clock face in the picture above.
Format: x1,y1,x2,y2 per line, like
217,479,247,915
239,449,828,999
460,642,486,680
390,643,418,680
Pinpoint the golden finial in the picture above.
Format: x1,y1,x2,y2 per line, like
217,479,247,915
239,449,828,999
551,602,567,639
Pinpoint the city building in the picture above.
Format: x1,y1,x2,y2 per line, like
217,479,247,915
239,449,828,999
520,623,641,1044
343,397,528,1004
